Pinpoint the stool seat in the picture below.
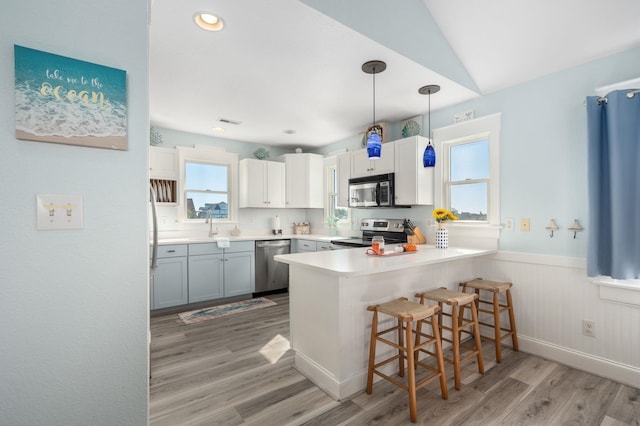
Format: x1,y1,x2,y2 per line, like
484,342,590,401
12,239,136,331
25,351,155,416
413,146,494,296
461,279,512,293
419,287,477,306
416,288,484,390
460,278,518,363
373,298,439,321
367,297,448,423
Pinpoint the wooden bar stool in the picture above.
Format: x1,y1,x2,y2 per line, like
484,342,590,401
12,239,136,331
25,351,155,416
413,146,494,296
415,288,484,390
367,297,448,423
459,278,518,362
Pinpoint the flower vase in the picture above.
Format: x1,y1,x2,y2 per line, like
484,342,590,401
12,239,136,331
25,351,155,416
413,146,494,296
435,222,448,248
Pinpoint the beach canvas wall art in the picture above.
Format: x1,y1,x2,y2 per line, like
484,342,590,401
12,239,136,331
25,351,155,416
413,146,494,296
14,45,127,150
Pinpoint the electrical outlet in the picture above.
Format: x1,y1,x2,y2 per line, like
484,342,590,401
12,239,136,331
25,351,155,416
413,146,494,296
583,320,595,337
520,218,530,232
504,218,514,231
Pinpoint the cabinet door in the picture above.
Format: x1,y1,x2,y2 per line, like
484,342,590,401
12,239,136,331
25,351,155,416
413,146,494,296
284,154,323,208
350,149,373,178
239,159,267,207
152,256,188,309
370,142,395,175
351,145,395,178
337,151,351,207
285,154,306,208
224,251,255,297
188,253,224,303
266,161,286,208
149,146,178,179
394,136,433,205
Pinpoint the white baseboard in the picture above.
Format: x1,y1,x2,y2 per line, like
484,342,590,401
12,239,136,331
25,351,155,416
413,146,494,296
518,335,640,388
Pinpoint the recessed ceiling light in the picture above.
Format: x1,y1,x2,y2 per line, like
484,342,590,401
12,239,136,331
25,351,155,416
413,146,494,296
194,12,224,32
212,126,225,132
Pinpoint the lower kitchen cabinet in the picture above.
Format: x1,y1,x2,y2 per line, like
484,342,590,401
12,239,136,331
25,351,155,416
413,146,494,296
151,241,255,311
295,239,317,253
188,244,224,303
151,245,188,310
188,241,254,303
224,249,255,297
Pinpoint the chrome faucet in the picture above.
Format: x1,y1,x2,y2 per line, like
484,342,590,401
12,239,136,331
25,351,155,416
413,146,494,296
205,210,218,237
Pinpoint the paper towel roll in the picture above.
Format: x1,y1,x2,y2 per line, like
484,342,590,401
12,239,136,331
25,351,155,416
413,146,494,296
273,216,281,230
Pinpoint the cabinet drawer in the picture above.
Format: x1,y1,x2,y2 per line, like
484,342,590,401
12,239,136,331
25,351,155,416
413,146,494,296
297,239,317,252
316,242,332,251
156,244,188,258
226,241,255,253
188,243,223,256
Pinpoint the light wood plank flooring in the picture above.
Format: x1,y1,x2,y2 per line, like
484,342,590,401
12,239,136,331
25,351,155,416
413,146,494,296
150,293,640,425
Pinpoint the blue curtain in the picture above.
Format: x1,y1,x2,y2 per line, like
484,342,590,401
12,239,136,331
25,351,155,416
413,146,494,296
586,89,640,279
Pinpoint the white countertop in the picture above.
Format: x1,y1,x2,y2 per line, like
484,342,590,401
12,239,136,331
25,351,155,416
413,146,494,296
155,233,344,245
275,245,496,277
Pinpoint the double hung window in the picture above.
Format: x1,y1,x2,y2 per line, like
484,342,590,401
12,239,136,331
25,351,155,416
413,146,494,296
433,113,501,232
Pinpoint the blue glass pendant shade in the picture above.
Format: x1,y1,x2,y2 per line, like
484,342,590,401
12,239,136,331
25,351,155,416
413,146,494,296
423,143,435,167
367,132,382,159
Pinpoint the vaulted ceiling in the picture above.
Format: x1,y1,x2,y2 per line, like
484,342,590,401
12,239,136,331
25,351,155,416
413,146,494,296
149,0,640,148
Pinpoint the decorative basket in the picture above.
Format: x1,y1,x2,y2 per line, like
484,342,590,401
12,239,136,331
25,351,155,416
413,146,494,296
293,224,310,235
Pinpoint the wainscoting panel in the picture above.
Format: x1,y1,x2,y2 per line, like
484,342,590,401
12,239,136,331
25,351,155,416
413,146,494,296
476,251,640,387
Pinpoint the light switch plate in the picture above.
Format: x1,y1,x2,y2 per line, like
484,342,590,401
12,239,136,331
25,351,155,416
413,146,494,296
37,194,84,230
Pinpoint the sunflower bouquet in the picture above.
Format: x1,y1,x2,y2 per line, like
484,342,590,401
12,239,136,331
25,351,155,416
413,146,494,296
432,208,458,223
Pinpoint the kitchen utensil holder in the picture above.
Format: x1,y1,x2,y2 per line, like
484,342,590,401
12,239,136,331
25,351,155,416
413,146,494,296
407,226,426,244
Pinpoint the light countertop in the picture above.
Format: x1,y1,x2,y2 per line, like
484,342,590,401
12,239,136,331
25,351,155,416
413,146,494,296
275,245,496,277
155,233,345,245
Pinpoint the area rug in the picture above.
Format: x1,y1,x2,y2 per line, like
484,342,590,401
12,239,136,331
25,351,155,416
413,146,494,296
178,297,277,324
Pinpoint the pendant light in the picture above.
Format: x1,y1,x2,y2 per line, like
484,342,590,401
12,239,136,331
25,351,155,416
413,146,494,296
362,60,386,160
419,84,440,167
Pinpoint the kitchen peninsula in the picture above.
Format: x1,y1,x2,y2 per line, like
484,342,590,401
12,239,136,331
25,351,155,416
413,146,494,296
275,245,496,400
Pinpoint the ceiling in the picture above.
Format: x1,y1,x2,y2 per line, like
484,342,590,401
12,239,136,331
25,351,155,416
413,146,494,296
149,0,640,149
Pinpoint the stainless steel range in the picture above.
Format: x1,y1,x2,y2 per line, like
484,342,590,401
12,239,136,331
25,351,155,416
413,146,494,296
330,218,410,248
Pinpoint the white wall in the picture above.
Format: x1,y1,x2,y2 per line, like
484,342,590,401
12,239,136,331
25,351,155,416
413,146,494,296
0,1,149,424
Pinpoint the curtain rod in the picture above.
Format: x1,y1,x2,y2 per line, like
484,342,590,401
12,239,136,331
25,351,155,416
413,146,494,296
587,88,640,106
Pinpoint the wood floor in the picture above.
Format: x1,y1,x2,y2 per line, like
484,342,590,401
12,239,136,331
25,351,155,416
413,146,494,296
150,293,640,425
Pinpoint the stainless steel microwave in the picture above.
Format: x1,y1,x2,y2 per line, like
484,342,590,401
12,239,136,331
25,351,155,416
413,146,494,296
348,173,395,208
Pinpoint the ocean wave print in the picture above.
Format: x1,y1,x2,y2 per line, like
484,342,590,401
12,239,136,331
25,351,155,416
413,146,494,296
15,81,127,139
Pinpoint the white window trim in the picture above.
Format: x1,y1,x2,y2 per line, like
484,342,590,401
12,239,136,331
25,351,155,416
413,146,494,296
432,113,502,239
177,146,238,223
323,155,350,225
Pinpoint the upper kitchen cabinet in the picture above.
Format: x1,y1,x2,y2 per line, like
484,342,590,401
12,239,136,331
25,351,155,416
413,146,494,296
351,144,394,178
239,158,285,208
150,146,178,204
393,136,434,206
336,151,350,207
282,153,323,208
150,146,178,180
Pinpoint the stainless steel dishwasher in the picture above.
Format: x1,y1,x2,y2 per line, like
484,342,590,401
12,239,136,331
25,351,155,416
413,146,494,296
255,239,291,293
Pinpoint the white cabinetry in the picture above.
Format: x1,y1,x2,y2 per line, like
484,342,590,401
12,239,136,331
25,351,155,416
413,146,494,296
282,153,324,208
149,146,178,179
336,151,351,207
351,144,394,178
393,136,434,206
239,159,285,208
149,146,178,204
